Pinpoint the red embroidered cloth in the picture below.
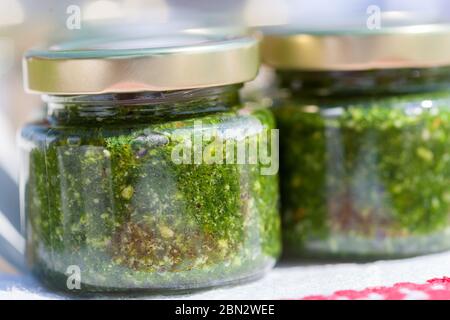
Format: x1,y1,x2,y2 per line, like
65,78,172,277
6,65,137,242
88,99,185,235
302,277,450,300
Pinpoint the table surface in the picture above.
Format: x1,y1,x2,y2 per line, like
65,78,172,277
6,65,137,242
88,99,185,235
1,251,450,299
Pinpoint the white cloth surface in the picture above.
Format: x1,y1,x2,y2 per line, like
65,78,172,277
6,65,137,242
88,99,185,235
1,251,450,300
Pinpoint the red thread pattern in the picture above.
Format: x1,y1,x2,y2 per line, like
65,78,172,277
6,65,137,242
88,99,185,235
302,277,450,300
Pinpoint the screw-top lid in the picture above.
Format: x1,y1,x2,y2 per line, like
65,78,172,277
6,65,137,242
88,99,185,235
24,31,260,95
261,24,450,71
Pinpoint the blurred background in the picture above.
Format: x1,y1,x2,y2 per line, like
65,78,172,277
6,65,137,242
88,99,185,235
1,0,450,273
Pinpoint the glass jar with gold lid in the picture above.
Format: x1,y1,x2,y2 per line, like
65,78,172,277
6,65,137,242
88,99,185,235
262,24,450,259
20,32,281,292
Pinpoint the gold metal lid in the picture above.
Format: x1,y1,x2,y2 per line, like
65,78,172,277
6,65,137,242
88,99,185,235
261,24,450,71
24,32,259,95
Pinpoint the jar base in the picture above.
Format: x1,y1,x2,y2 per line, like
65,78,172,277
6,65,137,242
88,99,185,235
283,229,450,260
31,259,276,296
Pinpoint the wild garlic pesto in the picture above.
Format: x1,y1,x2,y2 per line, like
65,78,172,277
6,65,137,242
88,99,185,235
276,90,450,257
22,93,280,292
262,25,450,258
21,34,281,292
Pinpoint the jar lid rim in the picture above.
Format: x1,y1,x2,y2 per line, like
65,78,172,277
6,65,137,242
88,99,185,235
24,30,260,95
261,23,450,71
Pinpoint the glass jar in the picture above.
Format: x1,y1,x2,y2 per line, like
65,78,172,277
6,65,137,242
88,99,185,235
20,34,281,292
262,25,450,258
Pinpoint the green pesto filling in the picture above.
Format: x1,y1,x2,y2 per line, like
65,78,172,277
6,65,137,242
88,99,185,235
275,91,450,258
23,106,280,292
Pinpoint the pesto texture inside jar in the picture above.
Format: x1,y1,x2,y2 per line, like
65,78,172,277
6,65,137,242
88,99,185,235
274,68,450,258
21,88,281,291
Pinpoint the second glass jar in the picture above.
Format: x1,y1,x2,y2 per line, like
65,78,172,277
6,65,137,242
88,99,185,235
262,26,450,258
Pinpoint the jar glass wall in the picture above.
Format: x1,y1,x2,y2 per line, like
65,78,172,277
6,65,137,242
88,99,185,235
20,86,281,292
273,68,450,258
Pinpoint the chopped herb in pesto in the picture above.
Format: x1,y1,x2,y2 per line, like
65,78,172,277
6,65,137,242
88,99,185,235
274,70,450,258
21,90,280,292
